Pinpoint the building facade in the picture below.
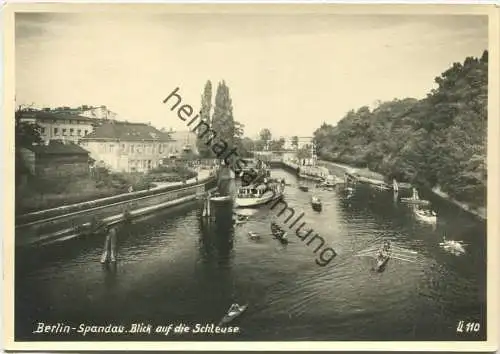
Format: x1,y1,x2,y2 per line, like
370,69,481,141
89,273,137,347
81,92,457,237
19,108,99,144
80,120,176,173
19,140,90,179
282,136,314,150
168,130,199,156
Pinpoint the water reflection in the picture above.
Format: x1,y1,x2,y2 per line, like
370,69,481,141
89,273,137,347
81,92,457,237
198,204,235,267
15,168,486,341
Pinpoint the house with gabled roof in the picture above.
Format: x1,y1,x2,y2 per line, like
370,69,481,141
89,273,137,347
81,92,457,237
19,140,91,179
79,120,176,172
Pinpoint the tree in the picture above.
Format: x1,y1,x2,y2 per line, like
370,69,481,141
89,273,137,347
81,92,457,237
269,138,285,151
15,106,42,187
197,80,213,158
311,51,488,207
291,136,299,150
211,80,238,164
259,128,272,143
15,106,42,148
297,145,311,160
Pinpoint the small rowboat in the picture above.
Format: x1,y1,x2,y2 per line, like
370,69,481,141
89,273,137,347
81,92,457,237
271,223,289,244
248,232,260,240
440,238,466,254
218,304,248,326
415,209,437,224
311,196,322,212
400,197,430,206
299,185,309,192
375,251,391,272
210,195,233,203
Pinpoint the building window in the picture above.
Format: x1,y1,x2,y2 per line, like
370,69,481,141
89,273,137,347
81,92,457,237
54,128,59,135
62,129,67,136
109,144,114,153
84,130,88,135
159,144,163,153
77,129,81,136
70,128,74,136
40,127,46,135
130,145,134,153
121,144,125,151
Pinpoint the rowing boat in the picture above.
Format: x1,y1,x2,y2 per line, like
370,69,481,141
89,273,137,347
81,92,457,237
400,197,430,206
311,196,322,212
218,304,248,326
270,223,289,244
415,209,437,223
375,251,391,272
248,232,260,240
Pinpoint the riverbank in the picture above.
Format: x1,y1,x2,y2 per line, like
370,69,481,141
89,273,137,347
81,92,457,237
317,159,486,221
15,170,217,247
16,164,200,215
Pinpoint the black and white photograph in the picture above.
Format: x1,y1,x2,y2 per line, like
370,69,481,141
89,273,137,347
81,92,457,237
4,3,498,351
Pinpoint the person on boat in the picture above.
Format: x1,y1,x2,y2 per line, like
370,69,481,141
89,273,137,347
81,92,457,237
228,303,243,315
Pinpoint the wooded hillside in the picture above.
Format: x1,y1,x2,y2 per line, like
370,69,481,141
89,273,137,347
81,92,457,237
314,50,488,208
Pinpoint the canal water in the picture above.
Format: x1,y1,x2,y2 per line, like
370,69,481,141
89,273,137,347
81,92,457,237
15,168,486,341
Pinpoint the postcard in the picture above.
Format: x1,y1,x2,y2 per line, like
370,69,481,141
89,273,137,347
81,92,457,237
3,2,499,352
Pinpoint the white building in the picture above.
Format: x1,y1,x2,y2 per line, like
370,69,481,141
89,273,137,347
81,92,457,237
19,108,98,144
80,120,176,172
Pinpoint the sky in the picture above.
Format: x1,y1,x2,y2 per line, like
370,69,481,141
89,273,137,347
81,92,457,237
15,12,488,138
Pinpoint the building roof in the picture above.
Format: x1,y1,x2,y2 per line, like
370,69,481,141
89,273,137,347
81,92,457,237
81,120,173,142
19,109,97,123
28,140,90,156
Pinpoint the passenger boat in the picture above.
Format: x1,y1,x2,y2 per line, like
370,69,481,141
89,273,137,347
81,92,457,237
311,196,322,212
235,178,285,208
414,208,437,224
218,303,248,326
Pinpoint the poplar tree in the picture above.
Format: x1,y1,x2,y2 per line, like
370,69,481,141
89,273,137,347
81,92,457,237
196,80,213,158
211,81,236,160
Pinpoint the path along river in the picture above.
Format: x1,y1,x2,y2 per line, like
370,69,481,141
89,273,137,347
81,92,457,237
15,168,486,341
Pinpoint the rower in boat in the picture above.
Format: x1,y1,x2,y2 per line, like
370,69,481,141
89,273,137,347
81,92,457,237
311,196,322,211
270,222,289,244
248,231,260,240
218,303,248,326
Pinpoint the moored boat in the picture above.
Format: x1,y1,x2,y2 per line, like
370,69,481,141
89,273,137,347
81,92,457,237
400,187,430,206
414,208,437,223
210,194,233,203
401,198,430,206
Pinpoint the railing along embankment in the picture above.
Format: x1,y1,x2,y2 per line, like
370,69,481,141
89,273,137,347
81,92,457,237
15,174,217,247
